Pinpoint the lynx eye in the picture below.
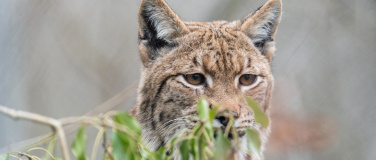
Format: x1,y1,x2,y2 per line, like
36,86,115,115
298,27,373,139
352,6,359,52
184,73,205,85
239,74,257,86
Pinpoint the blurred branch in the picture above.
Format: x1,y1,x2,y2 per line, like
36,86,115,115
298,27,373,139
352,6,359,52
0,105,71,160
64,82,138,133
0,82,138,157
84,82,138,116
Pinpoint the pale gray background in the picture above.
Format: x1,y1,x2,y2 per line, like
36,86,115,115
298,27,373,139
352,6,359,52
1,0,375,159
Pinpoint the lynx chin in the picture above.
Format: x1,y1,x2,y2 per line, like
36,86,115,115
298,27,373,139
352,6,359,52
130,0,282,159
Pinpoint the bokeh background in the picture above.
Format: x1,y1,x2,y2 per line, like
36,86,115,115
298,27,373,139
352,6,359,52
1,0,375,159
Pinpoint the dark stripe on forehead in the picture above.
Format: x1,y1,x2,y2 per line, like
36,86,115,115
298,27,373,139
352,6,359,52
193,57,199,66
226,52,234,70
199,30,208,43
201,38,247,75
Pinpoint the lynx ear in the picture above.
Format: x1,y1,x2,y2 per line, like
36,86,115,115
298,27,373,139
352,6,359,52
239,0,282,62
138,0,189,65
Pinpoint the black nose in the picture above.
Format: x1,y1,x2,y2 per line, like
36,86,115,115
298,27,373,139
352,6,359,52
215,111,239,127
217,115,229,126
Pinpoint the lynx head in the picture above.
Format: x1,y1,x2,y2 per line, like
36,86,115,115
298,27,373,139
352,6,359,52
131,0,282,159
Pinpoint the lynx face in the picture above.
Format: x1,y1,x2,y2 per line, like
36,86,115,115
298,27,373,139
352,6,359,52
131,0,282,159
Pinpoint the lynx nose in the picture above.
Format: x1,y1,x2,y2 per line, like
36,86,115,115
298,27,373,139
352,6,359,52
215,110,239,127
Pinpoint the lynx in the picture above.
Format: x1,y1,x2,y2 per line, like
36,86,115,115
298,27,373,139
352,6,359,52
130,0,282,159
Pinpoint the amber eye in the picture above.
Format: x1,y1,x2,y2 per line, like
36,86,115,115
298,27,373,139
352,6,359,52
239,74,257,86
184,73,205,85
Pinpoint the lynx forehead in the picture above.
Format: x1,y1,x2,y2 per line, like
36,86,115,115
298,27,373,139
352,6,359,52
131,0,282,159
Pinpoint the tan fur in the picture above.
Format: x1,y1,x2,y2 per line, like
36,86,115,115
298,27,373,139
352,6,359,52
131,0,282,159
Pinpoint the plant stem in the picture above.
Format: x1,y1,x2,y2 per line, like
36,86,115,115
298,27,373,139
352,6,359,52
0,105,71,160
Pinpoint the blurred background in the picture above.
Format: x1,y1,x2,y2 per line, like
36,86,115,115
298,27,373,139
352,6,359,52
1,0,375,159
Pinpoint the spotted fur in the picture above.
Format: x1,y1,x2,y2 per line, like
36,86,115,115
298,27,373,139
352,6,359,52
131,0,282,159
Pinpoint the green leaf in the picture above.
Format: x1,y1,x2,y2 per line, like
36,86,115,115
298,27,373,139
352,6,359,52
213,132,232,160
197,98,210,122
111,112,142,160
197,98,216,142
113,112,141,136
246,128,262,159
207,105,219,140
111,130,127,159
192,138,200,160
180,140,190,160
198,134,207,159
111,130,141,160
246,97,269,128
209,106,217,122
71,126,88,160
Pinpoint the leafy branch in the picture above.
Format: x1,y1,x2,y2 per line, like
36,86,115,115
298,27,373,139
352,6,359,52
0,96,268,160
0,105,70,160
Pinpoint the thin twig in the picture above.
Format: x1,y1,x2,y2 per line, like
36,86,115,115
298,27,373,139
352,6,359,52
1,83,137,155
85,82,138,116
26,147,56,160
1,133,54,153
63,82,138,137
102,122,114,160
91,129,105,160
1,82,137,159
0,105,71,160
